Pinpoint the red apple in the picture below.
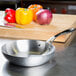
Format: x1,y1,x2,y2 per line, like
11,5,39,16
51,8,56,13
61,8,67,14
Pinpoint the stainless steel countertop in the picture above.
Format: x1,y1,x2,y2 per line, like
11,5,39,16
0,33,76,76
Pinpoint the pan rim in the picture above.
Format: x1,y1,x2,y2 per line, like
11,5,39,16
2,44,55,58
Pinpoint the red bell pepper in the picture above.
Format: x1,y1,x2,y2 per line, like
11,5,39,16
4,8,16,23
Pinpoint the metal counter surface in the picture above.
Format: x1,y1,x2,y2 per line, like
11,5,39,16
0,34,76,76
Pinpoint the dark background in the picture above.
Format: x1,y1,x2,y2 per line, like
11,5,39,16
0,0,76,14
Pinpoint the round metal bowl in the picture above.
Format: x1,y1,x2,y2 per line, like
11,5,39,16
2,40,55,67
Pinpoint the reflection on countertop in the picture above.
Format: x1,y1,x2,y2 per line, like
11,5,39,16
3,60,56,76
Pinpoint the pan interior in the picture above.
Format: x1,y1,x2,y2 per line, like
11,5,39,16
2,40,51,57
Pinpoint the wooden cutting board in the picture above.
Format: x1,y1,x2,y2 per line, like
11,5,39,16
0,14,76,42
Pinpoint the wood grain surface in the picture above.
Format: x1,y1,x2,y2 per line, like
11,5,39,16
0,14,76,42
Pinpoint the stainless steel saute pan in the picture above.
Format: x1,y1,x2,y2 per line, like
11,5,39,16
2,28,76,67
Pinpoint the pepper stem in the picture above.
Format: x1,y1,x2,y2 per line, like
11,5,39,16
24,9,27,11
5,13,7,17
34,7,37,8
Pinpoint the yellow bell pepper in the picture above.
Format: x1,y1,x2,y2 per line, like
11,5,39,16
16,8,33,25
